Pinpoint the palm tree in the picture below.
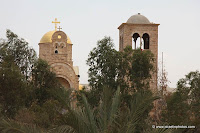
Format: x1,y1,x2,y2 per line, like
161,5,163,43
54,87,160,133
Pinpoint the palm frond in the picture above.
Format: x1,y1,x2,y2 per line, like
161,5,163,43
0,118,45,133
129,90,159,123
49,125,76,133
81,94,98,133
107,86,121,127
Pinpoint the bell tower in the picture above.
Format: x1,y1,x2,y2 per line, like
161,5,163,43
118,13,159,92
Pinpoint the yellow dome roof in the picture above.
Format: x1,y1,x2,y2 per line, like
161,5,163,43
40,31,72,44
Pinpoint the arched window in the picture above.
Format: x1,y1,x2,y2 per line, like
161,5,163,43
55,50,58,54
54,43,59,50
132,33,140,49
142,33,150,49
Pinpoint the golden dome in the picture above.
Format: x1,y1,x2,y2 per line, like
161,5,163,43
40,31,72,44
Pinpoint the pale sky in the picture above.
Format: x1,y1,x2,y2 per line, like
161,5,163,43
0,0,200,88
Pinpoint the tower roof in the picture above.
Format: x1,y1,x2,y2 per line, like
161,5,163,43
127,13,150,24
40,30,72,44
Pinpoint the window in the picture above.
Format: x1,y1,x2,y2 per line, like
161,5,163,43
142,33,150,49
58,35,61,39
132,33,140,49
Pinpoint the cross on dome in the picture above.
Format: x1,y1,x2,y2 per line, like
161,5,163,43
58,26,62,31
52,18,60,31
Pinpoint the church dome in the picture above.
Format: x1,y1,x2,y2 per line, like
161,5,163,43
127,13,150,24
40,30,72,44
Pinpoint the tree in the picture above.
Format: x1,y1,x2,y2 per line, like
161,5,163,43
162,71,200,132
176,71,200,131
50,87,159,133
84,37,155,108
162,91,190,125
0,29,36,79
75,36,156,132
118,46,155,92
0,58,30,117
87,36,119,90
31,59,63,105
23,59,72,128
0,29,36,117
85,37,120,107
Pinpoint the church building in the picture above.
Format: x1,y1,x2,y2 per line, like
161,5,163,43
38,18,79,90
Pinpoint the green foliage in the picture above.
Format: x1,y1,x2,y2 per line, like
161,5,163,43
129,47,154,90
25,59,72,128
58,87,159,133
87,37,119,89
0,30,71,129
162,92,190,125
0,30,36,117
0,29,36,79
118,46,154,91
0,118,45,133
87,36,154,92
27,100,62,128
75,36,156,132
162,71,200,132
76,87,101,108
0,53,30,118
84,36,155,108
31,59,62,105
0,87,164,133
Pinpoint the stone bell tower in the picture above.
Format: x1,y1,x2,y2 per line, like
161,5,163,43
118,13,159,92
38,18,79,90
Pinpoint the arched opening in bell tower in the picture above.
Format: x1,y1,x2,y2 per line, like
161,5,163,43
142,33,150,49
57,77,70,89
132,33,141,49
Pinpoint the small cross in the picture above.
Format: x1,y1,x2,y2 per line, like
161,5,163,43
58,26,62,31
52,18,60,31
